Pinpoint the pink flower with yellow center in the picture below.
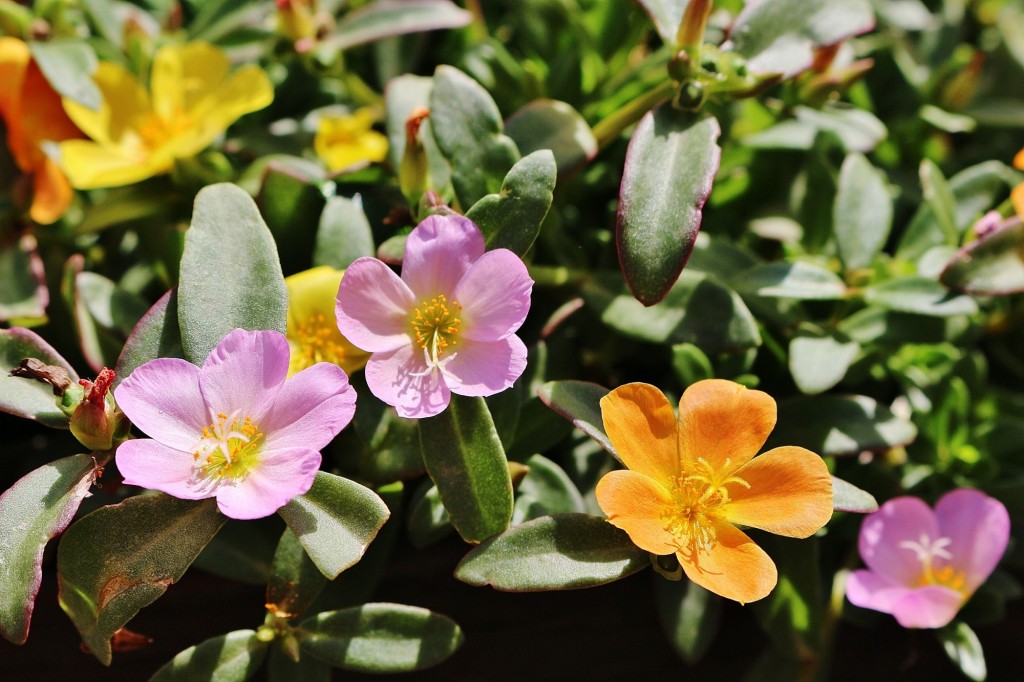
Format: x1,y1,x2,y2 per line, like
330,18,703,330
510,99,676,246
846,489,1009,628
595,380,834,604
113,328,356,519
335,214,532,418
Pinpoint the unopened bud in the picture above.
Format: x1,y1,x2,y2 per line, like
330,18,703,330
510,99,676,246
65,368,126,451
400,107,431,208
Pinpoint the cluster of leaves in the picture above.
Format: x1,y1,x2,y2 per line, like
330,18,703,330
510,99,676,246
2,0,1024,680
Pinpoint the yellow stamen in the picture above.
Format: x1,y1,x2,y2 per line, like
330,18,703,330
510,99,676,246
663,459,750,561
190,411,264,491
410,294,463,366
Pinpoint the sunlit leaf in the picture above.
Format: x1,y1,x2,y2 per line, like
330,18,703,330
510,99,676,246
0,327,78,428
151,630,268,682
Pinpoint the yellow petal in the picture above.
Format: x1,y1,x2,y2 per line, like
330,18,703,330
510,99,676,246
172,64,273,158
285,266,370,376
30,157,74,224
595,469,677,555
316,129,389,173
600,382,679,482
1012,183,1024,220
63,61,151,146
677,379,776,475
679,521,777,604
59,139,169,189
721,446,834,538
150,41,230,123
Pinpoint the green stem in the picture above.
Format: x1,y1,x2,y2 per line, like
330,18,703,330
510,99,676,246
527,264,590,288
591,79,677,149
464,0,488,41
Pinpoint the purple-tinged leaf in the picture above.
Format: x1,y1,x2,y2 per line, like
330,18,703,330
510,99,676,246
0,327,78,428
324,0,471,53
0,233,48,324
537,380,617,461
113,288,184,389
940,218,1024,296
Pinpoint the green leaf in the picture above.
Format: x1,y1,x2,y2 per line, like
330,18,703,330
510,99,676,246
751,536,823,657
178,183,288,364
347,379,425,485
728,0,875,78
298,603,464,673
0,234,47,323
863,277,979,317
789,326,860,395
671,343,714,386
57,496,227,665
326,0,471,52
0,327,78,428
256,165,326,276
919,159,960,247
28,39,100,109
537,380,617,460
504,100,597,174
267,645,330,682
939,622,987,682
831,476,878,513
406,480,453,549
744,105,887,153
113,289,184,388
151,629,268,682
655,577,721,664
617,109,721,305
278,472,390,580
193,518,277,586
511,454,586,525
733,262,847,300
429,65,520,209
74,270,151,369
766,394,918,457
79,0,122,47
266,529,328,620
313,196,375,270
455,513,649,590
940,219,1024,295
187,0,272,42
0,455,96,644
584,271,761,352
383,74,451,194
418,395,513,543
834,153,893,270
465,150,556,256
633,0,689,45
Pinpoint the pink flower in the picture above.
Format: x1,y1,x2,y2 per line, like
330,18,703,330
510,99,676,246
113,329,356,519
335,215,532,418
846,489,1010,628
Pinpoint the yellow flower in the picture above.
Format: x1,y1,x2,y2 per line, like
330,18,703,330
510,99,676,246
58,41,273,189
314,108,388,173
595,380,834,604
286,266,370,377
1012,149,1024,219
0,37,82,224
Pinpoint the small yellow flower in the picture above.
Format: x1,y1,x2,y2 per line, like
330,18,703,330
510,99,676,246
0,38,82,224
596,380,834,604
286,266,370,377
314,108,389,173
58,41,273,189
1012,149,1024,219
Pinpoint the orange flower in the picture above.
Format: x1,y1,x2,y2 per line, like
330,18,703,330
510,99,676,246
1012,149,1024,219
595,380,833,604
0,37,81,224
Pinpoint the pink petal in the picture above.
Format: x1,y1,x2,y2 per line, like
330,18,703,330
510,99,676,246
115,439,209,500
934,489,1010,593
846,569,912,615
444,336,527,397
453,249,533,341
262,363,357,452
401,215,485,297
336,257,415,352
364,343,451,418
891,586,965,629
858,496,939,587
214,447,321,519
199,329,290,422
114,358,207,451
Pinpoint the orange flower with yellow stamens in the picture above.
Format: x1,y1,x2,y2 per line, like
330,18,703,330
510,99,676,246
595,380,834,604
0,37,82,224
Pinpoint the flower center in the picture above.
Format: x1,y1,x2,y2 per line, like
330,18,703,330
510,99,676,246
190,410,264,490
663,458,750,560
410,294,462,368
290,312,351,373
899,533,967,594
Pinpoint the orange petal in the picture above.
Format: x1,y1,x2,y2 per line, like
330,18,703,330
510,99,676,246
0,37,29,115
677,379,776,474
1014,149,1024,171
679,521,777,604
29,157,73,224
595,469,677,555
600,382,679,482
1012,183,1024,220
721,446,834,538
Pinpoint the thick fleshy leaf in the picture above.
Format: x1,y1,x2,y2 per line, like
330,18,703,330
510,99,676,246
733,262,847,300
743,105,887,153
56,495,227,664
266,529,328,620
298,603,464,673
257,165,325,276
511,454,586,525
0,327,78,428
383,74,452,194
863,277,979,317
940,219,1024,295
417,395,513,543
789,325,860,395
326,0,471,52
765,395,917,457
939,622,987,682
278,472,390,580
28,39,99,109
406,480,453,548
151,630,268,682
429,65,520,209
834,153,893,270
465,149,556,256
831,476,878,513
727,0,875,78
655,578,721,664
178,183,288,364
0,234,47,324
70,268,151,372
751,535,824,656
617,108,720,306
633,0,689,45
113,288,184,388
193,518,278,586
504,100,597,174
0,454,97,644
455,513,649,590
313,196,375,270
537,380,617,460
